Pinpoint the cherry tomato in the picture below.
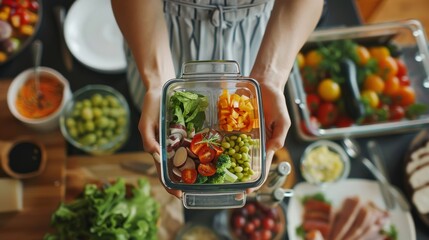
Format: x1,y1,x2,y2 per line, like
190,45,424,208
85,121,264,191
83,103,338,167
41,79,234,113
383,76,400,96
361,90,380,108
233,215,246,228
389,105,405,121
316,102,338,127
262,217,275,230
335,115,354,128
245,202,257,215
306,93,321,115
317,79,341,102
395,58,408,78
261,229,272,240
356,45,370,66
369,46,390,60
182,169,197,184
197,163,216,176
363,74,385,94
378,56,398,80
393,86,416,107
244,222,256,234
300,116,320,135
305,50,323,68
197,145,216,163
399,75,411,86
190,133,205,155
212,144,223,157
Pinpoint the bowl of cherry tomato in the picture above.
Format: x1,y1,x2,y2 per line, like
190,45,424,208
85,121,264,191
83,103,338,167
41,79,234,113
288,19,429,140
0,0,42,65
229,201,286,240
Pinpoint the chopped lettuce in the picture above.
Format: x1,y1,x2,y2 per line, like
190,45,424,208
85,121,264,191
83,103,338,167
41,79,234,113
44,178,159,240
170,91,208,132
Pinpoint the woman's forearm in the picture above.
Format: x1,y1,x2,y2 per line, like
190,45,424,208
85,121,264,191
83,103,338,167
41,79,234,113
111,0,175,90
252,0,324,88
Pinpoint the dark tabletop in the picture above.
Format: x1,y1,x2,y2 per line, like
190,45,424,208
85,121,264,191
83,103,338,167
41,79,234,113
1,0,427,239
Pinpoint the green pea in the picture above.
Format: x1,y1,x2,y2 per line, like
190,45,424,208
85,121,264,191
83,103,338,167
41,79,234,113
74,101,83,110
69,128,78,138
229,141,235,148
104,130,113,138
234,146,240,152
233,153,242,160
228,149,236,155
97,138,109,146
240,146,249,153
238,141,244,147
243,167,249,172
241,176,250,182
96,117,110,129
221,142,231,148
236,172,244,179
231,162,236,168
230,135,237,140
242,153,249,161
244,162,251,168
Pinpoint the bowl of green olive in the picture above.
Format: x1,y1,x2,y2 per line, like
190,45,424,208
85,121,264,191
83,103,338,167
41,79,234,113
60,84,130,155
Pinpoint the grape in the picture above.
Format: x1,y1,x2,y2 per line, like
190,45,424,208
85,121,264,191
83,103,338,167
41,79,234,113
65,92,128,149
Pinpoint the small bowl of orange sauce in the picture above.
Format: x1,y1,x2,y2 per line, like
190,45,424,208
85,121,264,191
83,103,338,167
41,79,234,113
7,67,72,132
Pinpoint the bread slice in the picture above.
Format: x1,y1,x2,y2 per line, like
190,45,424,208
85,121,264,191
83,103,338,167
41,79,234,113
409,164,429,190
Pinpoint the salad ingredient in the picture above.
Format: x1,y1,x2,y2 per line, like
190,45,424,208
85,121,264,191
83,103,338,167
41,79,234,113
316,102,338,128
169,91,208,133
16,74,64,119
218,89,259,132
182,169,197,184
179,157,196,171
189,130,222,164
173,147,188,168
44,178,159,240
221,134,256,182
198,163,216,177
301,145,344,184
306,93,321,115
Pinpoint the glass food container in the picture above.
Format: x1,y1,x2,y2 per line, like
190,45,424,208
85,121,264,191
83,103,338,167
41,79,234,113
160,61,266,209
288,20,429,140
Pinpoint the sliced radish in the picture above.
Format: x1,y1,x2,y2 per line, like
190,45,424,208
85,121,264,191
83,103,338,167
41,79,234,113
170,124,187,138
173,147,187,168
172,167,182,178
179,157,196,171
186,147,198,159
182,138,192,148
167,133,183,150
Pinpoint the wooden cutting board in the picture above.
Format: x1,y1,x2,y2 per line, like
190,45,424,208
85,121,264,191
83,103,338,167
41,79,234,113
0,80,67,240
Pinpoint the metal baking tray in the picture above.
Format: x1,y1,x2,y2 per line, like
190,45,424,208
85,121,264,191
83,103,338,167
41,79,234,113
287,20,429,141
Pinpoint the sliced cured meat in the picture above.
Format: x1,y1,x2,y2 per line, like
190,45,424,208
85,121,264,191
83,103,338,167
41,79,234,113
303,219,331,238
413,185,429,214
329,197,361,240
342,204,372,239
410,141,429,161
304,199,332,214
304,210,331,222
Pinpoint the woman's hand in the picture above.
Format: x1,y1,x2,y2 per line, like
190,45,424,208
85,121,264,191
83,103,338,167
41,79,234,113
138,87,182,199
247,78,291,194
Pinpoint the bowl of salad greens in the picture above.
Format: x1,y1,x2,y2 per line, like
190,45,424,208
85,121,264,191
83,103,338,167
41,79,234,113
44,178,160,240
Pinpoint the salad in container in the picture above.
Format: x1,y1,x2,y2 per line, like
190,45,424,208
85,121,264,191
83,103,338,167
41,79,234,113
160,61,266,209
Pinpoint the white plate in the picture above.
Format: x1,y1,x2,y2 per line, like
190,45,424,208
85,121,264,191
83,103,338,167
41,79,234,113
287,179,416,240
64,0,126,73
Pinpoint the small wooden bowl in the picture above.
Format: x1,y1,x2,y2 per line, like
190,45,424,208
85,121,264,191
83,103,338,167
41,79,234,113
0,138,47,179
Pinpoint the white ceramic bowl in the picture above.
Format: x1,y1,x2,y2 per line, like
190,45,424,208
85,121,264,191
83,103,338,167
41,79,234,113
7,67,72,132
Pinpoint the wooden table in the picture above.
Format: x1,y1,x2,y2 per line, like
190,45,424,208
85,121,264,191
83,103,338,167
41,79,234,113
0,80,66,239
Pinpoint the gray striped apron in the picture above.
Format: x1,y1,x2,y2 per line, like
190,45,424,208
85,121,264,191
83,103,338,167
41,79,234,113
125,0,274,109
